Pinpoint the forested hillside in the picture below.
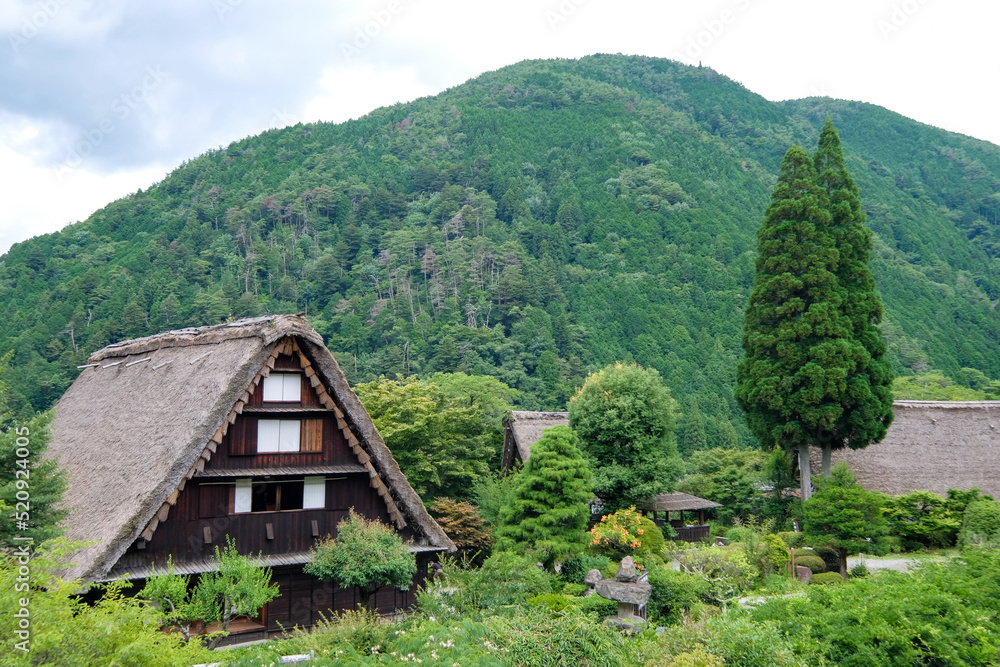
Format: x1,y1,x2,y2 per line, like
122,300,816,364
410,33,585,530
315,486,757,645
3,54,1000,450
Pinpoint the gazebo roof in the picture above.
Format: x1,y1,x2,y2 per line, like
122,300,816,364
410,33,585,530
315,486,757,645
636,492,722,512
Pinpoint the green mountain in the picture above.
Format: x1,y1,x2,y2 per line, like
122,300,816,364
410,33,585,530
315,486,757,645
3,55,1000,450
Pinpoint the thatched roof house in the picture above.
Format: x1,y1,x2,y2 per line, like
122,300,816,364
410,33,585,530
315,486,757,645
501,410,569,469
47,315,453,630
810,400,1000,497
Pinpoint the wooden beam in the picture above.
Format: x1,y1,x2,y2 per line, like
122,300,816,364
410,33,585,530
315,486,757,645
166,489,179,506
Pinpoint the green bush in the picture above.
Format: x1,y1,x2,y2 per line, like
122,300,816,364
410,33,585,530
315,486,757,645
793,555,826,573
561,551,612,585
810,572,844,585
810,546,841,572
561,582,587,596
959,500,1000,548
647,567,709,625
654,615,807,666
526,592,574,612
572,592,618,621
418,551,553,618
849,562,869,578
637,516,666,557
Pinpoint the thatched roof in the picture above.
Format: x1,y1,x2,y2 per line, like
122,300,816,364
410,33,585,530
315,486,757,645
47,315,454,582
636,492,722,513
503,411,569,465
809,400,1000,497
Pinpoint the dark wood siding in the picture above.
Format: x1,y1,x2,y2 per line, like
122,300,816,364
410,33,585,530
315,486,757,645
206,413,356,470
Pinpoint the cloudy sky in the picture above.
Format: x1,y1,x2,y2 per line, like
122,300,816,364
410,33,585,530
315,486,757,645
1,0,997,255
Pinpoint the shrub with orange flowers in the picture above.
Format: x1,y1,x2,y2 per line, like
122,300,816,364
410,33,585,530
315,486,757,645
588,506,664,561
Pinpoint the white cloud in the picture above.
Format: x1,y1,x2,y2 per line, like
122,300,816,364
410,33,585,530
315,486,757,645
304,65,437,124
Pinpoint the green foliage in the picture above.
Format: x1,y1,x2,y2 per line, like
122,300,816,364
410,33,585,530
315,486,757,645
429,497,494,563
0,353,67,547
139,558,212,641
809,572,844,586
892,371,991,400
849,562,869,578
752,551,1000,665
809,546,841,572
677,546,756,609
661,647,725,667
560,551,612,585
776,531,806,549
470,469,520,527
958,499,1000,549
419,551,553,618
737,128,894,499
647,567,709,625
804,464,889,574
355,373,513,499
652,615,807,666
793,555,826,574
305,509,416,608
194,536,280,646
682,447,766,523
0,540,212,666
495,425,592,568
884,489,964,549
526,592,574,612
569,362,682,511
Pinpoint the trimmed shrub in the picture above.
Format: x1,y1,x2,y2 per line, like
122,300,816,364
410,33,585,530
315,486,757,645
667,647,725,667
810,572,844,585
794,555,826,573
958,500,1000,548
527,592,573,612
811,546,840,572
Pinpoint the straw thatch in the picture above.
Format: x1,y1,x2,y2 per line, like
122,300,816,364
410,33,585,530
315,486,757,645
809,400,1000,497
636,492,722,513
501,410,569,469
47,315,454,582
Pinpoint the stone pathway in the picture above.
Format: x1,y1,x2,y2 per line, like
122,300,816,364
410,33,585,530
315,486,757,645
847,555,949,573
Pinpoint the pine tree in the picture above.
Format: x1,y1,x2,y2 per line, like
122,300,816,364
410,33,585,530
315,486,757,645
682,397,708,455
812,119,895,475
495,425,593,569
736,145,854,501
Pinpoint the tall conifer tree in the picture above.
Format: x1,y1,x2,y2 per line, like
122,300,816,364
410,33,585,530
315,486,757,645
736,146,853,501
812,120,895,475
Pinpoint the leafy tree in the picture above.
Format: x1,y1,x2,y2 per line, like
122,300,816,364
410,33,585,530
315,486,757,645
305,509,417,610
892,371,989,400
0,352,67,548
139,558,211,641
737,146,855,501
356,374,512,500
803,463,889,577
682,447,767,523
194,536,280,648
569,362,682,512
812,119,895,475
884,490,962,549
957,499,1000,549
429,497,494,563
0,540,211,665
495,425,593,568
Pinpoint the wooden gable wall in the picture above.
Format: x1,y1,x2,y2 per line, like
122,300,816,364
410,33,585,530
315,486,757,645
112,342,416,575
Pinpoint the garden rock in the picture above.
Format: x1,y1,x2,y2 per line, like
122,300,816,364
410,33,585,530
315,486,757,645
796,565,812,585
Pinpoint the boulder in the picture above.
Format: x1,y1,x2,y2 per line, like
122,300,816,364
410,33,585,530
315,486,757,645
595,579,652,606
615,556,638,582
796,565,812,585
584,569,603,586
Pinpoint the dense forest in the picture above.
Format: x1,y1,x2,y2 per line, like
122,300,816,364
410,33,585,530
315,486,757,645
2,54,1000,450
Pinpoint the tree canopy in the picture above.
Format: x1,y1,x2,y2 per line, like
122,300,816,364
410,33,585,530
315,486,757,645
495,425,593,568
569,361,682,512
305,509,417,609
